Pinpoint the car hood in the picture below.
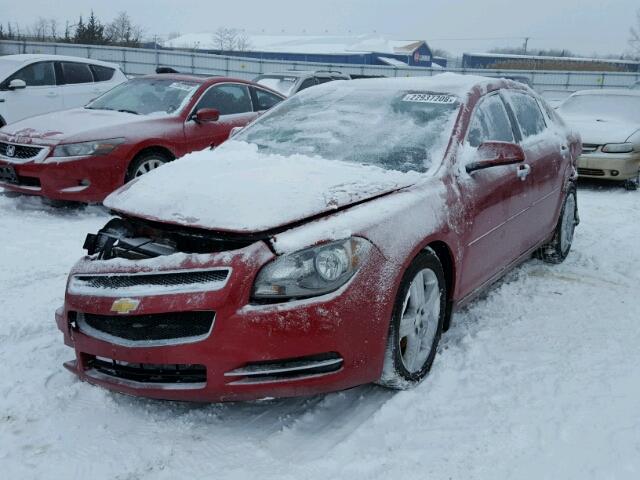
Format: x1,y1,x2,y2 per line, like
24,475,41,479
104,141,422,234
0,108,164,146
560,114,640,145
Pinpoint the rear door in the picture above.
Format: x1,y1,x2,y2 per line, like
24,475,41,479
57,61,100,108
89,64,122,98
0,61,61,123
456,92,531,295
184,82,257,151
503,90,564,245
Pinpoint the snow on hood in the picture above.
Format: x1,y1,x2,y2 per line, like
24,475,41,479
104,141,423,233
559,115,640,145
0,108,160,145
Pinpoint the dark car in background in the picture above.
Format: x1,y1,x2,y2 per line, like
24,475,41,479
253,70,351,97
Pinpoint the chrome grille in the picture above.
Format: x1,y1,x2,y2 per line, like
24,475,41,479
0,141,43,159
69,269,230,295
77,311,215,344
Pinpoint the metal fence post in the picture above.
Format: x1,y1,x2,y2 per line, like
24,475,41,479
122,47,127,75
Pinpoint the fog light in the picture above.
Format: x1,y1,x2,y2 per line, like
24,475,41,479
611,170,619,177
80,179,91,186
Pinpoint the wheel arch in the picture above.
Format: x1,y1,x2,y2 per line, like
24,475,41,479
425,240,456,331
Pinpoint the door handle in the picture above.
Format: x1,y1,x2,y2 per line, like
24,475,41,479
46,92,58,97
517,163,531,181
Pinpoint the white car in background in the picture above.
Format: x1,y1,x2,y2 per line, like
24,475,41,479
557,89,640,190
0,54,126,127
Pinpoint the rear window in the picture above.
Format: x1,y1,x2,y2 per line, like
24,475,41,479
90,64,115,82
61,62,94,84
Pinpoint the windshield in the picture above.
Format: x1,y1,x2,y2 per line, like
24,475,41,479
86,78,200,115
558,94,640,123
236,85,460,173
255,76,298,97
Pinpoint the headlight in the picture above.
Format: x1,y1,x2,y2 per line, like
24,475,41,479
51,138,125,158
602,143,634,154
253,237,371,300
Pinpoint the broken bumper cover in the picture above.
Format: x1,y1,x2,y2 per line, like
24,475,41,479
56,241,393,402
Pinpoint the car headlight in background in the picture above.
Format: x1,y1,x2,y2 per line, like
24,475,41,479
253,237,371,300
51,138,125,158
602,143,634,154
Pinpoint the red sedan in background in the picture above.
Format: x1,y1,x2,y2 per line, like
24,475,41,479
0,73,284,202
56,74,580,402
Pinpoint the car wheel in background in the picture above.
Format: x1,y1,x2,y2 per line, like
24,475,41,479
536,187,578,264
126,151,171,182
378,249,446,389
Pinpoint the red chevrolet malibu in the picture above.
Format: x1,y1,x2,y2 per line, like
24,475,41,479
56,74,580,402
0,73,284,202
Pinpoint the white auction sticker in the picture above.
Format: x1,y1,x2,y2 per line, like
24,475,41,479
402,93,457,104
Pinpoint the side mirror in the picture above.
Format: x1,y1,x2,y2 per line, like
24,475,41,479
229,126,243,137
8,79,27,90
192,108,220,123
466,141,525,174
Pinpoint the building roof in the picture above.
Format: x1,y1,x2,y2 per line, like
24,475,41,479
164,33,429,56
465,52,639,65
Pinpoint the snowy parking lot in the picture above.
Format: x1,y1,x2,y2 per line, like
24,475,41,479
0,183,639,480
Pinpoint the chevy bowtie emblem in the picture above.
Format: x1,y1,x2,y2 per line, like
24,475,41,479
110,298,140,315
5,144,15,157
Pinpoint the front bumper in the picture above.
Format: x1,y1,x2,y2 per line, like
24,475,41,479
56,241,395,402
0,151,128,202
577,152,640,181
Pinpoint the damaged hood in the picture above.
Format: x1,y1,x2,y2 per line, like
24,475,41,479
559,114,640,145
0,108,162,146
104,141,421,233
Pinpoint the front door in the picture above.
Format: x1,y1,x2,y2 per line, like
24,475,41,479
455,92,532,297
1,61,62,124
184,83,258,152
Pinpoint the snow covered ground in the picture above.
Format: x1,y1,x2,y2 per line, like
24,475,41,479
0,183,639,480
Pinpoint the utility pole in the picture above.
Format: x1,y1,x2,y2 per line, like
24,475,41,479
523,37,530,54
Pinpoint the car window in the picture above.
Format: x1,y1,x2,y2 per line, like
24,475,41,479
7,62,55,87
253,88,282,111
298,77,317,92
315,77,333,85
507,91,547,138
467,94,515,147
196,84,253,115
60,62,94,84
90,65,115,82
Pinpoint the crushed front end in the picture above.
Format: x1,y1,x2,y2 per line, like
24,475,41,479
56,216,391,402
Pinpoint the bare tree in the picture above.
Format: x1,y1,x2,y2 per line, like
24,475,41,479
105,11,142,47
49,19,58,40
630,9,640,57
31,17,48,41
213,27,251,51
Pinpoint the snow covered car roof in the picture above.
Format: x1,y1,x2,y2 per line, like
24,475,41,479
104,73,508,233
0,53,121,70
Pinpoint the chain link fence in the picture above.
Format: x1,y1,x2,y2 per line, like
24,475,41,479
2,39,639,102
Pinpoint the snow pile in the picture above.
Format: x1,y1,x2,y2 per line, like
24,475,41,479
1,184,640,479
105,140,422,232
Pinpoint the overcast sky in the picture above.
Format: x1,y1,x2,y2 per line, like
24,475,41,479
1,0,637,57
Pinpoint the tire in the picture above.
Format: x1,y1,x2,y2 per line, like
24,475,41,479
536,187,578,264
378,249,447,389
125,151,171,182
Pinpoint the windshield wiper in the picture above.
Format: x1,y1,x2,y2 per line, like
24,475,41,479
117,109,140,115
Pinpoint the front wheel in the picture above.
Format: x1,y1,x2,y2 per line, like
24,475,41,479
125,152,170,182
378,249,446,389
536,187,578,264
